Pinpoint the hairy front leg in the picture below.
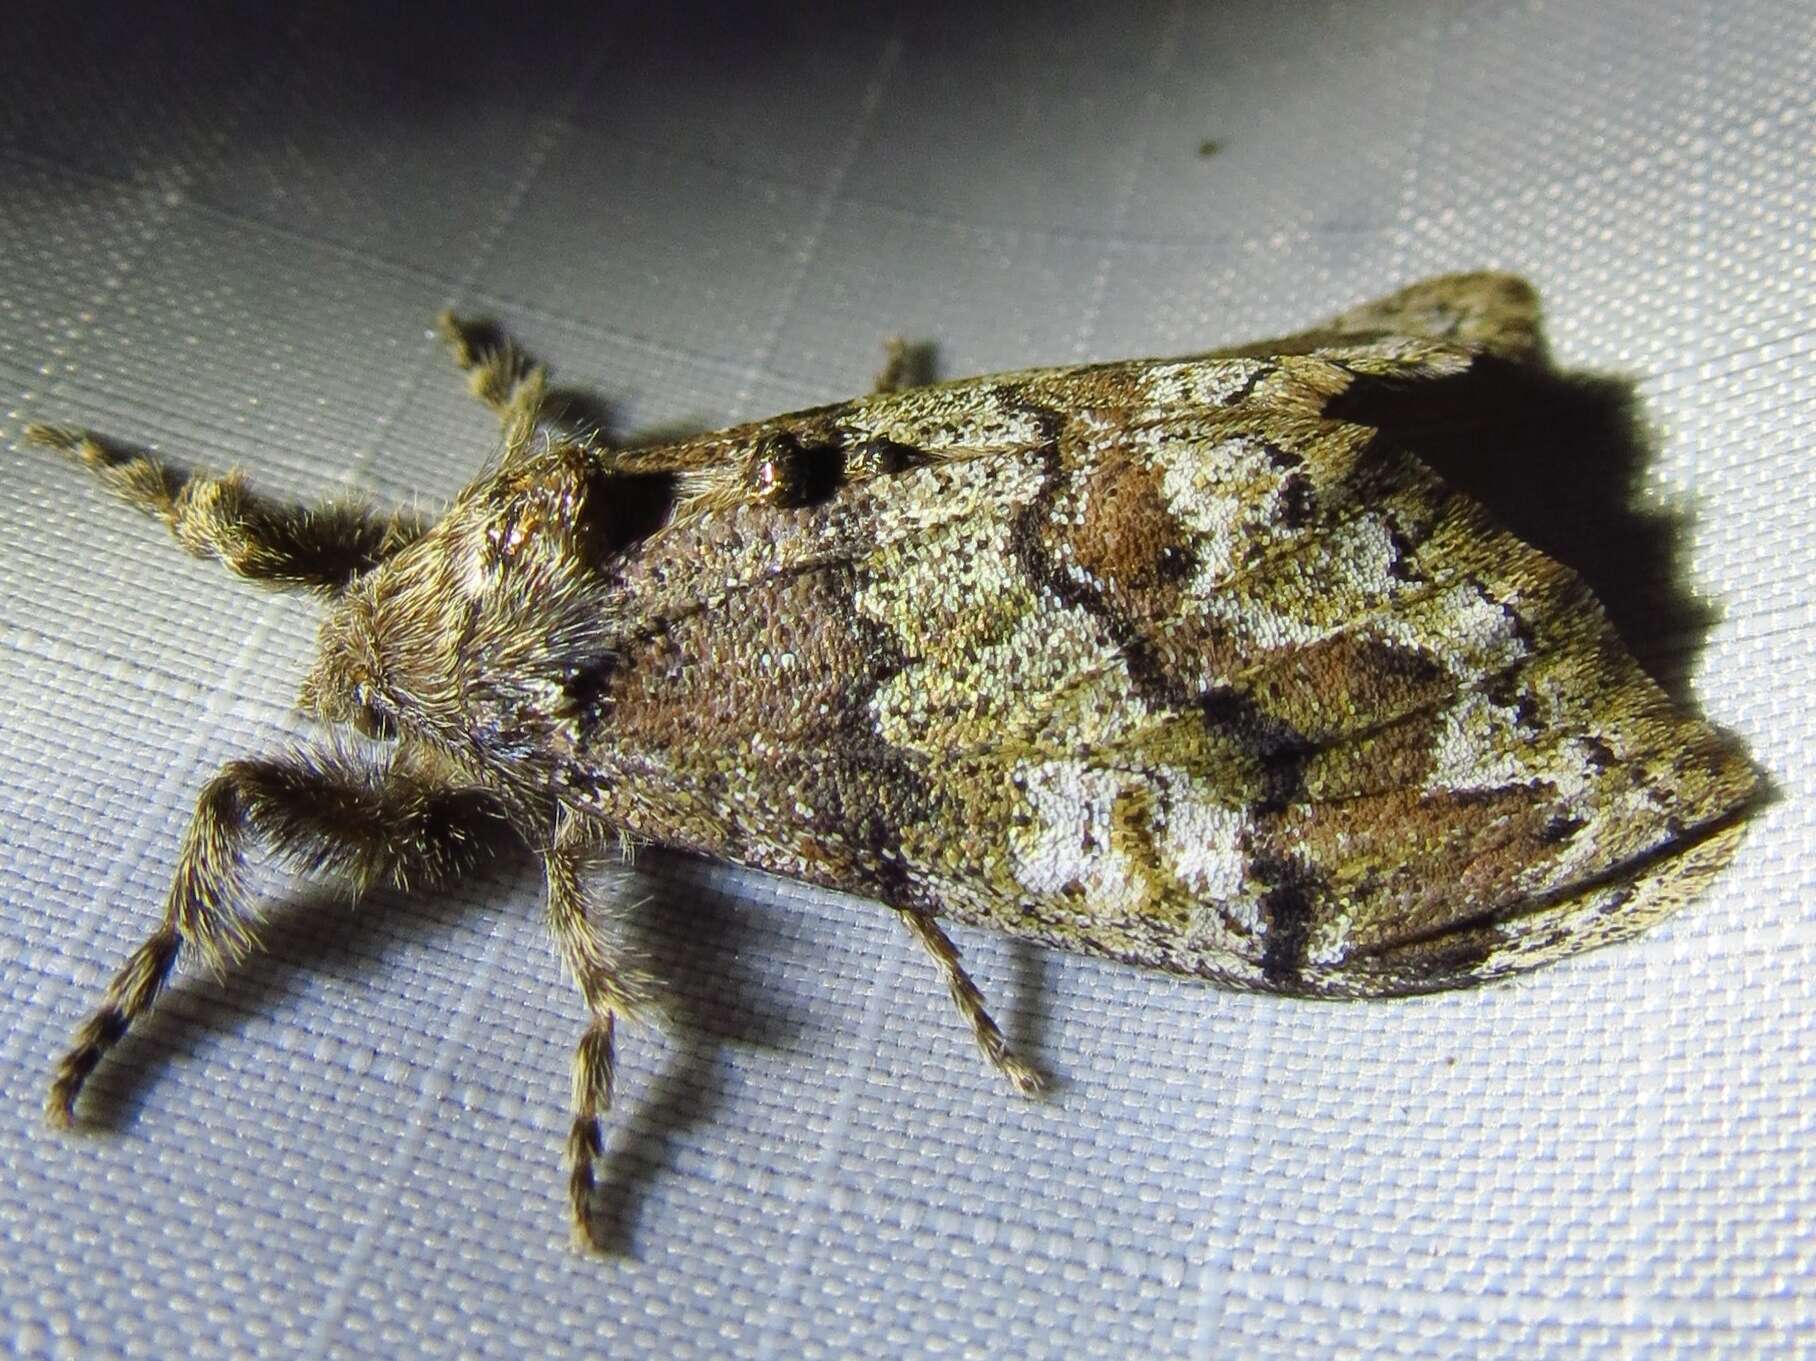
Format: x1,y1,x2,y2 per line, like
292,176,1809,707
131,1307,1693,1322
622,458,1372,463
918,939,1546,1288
47,745,506,1125
23,424,427,593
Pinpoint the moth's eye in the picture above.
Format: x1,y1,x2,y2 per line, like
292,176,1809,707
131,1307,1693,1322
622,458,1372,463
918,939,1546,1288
350,705,397,741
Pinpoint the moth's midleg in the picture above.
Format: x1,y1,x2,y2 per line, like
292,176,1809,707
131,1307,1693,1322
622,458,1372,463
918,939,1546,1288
871,337,934,394
22,423,425,592
895,910,1045,1096
46,750,501,1126
542,840,657,1252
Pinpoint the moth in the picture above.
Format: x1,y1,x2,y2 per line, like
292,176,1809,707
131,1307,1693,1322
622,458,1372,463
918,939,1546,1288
31,273,1760,1249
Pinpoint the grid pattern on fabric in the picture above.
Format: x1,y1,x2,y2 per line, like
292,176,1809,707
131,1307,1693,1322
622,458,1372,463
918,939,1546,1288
1,3,1809,1358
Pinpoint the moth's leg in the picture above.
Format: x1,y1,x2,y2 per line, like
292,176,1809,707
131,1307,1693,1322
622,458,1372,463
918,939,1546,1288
872,337,935,395
895,909,1045,1095
542,825,659,1252
46,746,504,1125
435,310,549,449
22,424,427,593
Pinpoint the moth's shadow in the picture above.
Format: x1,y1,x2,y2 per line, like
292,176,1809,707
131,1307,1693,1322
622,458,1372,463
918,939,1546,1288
1331,358,1716,705
1005,939,1055,1091
67,873,495,1135
583,855,813,1255
589,861,1056,1249
68,849,808,1258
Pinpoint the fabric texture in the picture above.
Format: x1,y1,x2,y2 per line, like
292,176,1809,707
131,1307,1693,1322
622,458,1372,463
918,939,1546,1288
1,2,1808,1357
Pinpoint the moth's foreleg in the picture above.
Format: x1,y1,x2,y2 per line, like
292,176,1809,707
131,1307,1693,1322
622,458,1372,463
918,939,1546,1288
46,748,505,1126
23,424,426,593
542,833,659,1252
895,910,1045,1096
435,310,549,450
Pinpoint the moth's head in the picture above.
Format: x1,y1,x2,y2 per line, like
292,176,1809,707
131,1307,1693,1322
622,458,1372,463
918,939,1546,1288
300,549,467,742
298,495,608,769
298,537,506,752
299,586,402,740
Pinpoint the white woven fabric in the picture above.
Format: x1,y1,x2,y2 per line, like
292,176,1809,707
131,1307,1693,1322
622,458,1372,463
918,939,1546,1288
2,3,1809,1357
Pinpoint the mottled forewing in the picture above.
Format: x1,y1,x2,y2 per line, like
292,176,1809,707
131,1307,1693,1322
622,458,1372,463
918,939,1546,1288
581,343,1756,997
